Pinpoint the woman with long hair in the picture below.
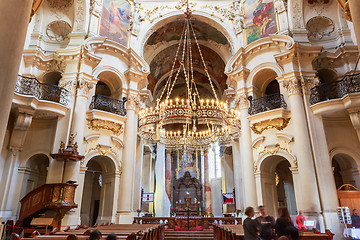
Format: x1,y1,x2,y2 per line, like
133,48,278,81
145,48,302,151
275,207,298,240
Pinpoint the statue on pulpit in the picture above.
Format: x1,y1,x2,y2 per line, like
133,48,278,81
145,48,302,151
173,171,202,215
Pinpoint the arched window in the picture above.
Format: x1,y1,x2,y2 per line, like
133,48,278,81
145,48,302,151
316,69,337,84
265,79,280,95
42,71,62,85
95,81,111,97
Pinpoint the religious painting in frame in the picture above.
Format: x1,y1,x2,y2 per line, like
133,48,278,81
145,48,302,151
175,150,200,179
243,0,279,45
99,0,130,47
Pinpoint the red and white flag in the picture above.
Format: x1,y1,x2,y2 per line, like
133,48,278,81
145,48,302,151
142,193,154,202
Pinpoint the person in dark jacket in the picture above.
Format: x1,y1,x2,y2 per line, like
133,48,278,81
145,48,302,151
352,209,360,228
275,207,298,240
243,206,260,240
256,205,275,240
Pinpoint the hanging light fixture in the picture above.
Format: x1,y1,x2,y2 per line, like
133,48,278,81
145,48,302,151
138,5,241,150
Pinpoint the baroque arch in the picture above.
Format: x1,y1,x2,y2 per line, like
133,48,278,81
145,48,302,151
248,63,284,97
143,14,232,99
93,66,128,92
138,11,237,59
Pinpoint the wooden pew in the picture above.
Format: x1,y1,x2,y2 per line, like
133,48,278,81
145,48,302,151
30,224,164,240
213,224,333,240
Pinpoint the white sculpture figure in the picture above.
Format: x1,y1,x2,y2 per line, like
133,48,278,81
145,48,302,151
232,0,245,34
129,0,142,36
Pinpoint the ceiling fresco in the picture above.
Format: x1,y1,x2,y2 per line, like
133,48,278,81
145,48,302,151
148,44,227,94
146,19,229,46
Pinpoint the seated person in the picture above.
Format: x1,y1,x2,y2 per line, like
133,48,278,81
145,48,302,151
352,209,360,228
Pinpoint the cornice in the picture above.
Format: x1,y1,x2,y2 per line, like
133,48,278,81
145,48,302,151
225,35,295,76
84,37,150,74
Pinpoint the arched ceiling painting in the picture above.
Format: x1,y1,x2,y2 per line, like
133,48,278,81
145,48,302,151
145,19,229,98
146,19,229,46
147,44,227,95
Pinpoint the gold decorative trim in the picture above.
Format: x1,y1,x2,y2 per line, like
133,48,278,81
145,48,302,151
253,140,297,172
31,0,44,21
87,119,124,136
336,0,351,21
251,118,290,134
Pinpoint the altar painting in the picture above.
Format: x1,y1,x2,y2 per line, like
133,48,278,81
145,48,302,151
244,0,279,44
176,151,199,179
99,0,130,46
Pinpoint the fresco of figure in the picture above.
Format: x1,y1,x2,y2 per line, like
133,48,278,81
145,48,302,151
99,0,130,46
244,0,279,44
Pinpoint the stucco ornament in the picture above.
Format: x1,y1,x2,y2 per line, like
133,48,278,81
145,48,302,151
251,118,290,134
77,80,94,96
87,119,124,136
235,95,250,110
306,16,335,41
253,140,297,172
46,20,72,42
282,79,302,96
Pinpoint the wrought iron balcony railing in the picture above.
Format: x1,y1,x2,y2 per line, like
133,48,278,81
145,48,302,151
310,73,360,105
248,93,287,115
15,75,70,107
90,94,127,116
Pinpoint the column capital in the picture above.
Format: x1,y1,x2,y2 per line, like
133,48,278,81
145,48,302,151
235,94,250,110
281,77,302,96
126,92,141,112
300,76,320,95
77,78,95,98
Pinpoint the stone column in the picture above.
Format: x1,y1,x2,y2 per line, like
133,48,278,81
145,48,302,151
238,95,258,208
133,138,144,211
0,110,33,220
154,144,171,217
302,78,341,235
232,139,243,211
0,0,34,148
165,150,172,203
282,79,323,228
117,96,139,223
200,150,205,211
62,78,94,226
204,151,212,214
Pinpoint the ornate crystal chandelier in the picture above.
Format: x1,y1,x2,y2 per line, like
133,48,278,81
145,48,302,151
138,6,240,150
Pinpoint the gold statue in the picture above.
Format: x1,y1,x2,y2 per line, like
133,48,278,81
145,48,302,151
59,141,65,153
68,133,77,146
72,142,78,154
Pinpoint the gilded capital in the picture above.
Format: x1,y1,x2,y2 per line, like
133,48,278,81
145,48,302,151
235,95,250,110
282,79,302,96
77,80,94,97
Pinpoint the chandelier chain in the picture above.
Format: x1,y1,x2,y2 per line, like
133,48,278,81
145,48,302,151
189,20,219,101
158,24,186,105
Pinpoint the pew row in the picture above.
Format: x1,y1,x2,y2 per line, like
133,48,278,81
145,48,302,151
213,224,333,240
30,224,164,240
